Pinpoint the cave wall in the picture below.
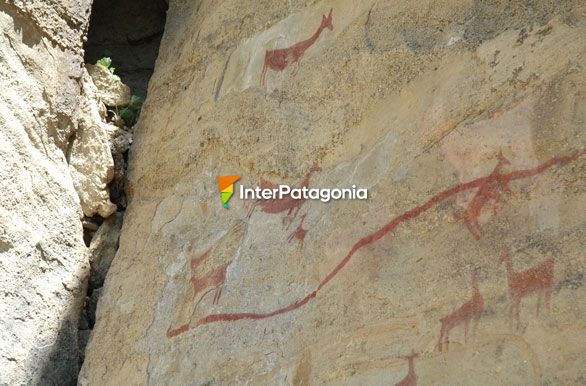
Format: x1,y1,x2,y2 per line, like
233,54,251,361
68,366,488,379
74,0,585,384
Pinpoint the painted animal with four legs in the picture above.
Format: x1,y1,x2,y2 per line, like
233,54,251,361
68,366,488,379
438,271,484,352
499,248,554,329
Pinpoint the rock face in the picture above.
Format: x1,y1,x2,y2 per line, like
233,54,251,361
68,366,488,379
0,1,92,384
81,1,585,385
86,64,131,108
68,68,117,218
0,0,133,384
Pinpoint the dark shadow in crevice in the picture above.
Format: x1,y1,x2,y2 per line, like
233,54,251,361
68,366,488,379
84,0,168,98
37,311,81,386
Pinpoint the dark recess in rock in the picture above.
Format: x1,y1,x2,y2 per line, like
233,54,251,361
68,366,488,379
84,0,168,98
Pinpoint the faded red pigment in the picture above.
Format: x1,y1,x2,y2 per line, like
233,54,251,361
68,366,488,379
261,9,333,86
287,214,308,250
395,351,419,386
191,248,231,305
499,248,554,329
437,271,484,352
456,151,514,240
247,161,321,219
167,148,585,338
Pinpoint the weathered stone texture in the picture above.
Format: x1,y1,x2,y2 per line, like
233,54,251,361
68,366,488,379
81,1,586,385
0,0,124,384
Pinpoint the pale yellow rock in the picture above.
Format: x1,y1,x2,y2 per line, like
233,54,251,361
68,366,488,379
81,1,586,385
86,64,132,107
68,69,117,218
0,1,93,384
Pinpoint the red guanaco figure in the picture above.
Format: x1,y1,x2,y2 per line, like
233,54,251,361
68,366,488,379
287,214,308,249
261,9,333,86
247,161,321,219
456,151,514,240
437,271,484,352
190,249,231,305
499,248,554,329
395,351,419,386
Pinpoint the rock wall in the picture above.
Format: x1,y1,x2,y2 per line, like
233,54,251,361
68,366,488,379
0,0,132,384
81,0,586,385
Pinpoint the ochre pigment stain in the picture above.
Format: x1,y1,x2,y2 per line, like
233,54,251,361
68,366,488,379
455,151,514,240
395,351,419,386
247,161,321,219
437,271,484,352
287,214,308,250
499,248,554,329
261,9,333,86
167,148,585,338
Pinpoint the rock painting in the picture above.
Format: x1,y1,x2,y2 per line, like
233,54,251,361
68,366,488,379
261,9,333,86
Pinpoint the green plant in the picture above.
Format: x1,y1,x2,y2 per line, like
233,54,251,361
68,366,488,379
120,95,143,127
96,57,116,74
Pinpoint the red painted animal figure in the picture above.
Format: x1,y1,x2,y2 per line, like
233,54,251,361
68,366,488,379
287,214,308,249
395,351,419,386
438,271,484,352
261,9,333,86
190,248,231,305
499,248,554,329
247,161,322,219
457,151,514,239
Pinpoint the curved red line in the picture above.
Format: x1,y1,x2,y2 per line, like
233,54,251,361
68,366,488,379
168,148,585,337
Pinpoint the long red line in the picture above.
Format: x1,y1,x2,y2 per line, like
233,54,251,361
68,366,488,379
167,148,585,338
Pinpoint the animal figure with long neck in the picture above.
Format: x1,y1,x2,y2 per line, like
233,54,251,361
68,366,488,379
246,161,321,219
261,9,333,86
437,271,484,352
287,214,308,249
499,248,554,329
457,151,514,239
395,351,419,386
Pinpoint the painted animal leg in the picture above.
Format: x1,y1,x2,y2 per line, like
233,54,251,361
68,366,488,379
514,301,521,330
508,302,515,329
545,288,552,311
261,62,268,86
213,286,223,305
438,326,445,352
473,314,480,337
246,201,258,219
536,292,541,317
464,218,482,240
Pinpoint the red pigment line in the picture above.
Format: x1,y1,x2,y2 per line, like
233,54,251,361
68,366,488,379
168,148,585,337
167,323,190,338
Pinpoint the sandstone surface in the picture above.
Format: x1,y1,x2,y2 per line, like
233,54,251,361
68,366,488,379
75,0,585,384
0,0,132,383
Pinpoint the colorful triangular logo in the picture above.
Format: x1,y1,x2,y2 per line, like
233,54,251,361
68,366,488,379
217,176,240,209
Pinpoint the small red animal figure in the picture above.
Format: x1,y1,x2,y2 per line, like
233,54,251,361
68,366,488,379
395,351,419,386
287,214,308,249
457,151,514,239
499,248,554,329
261,9,333,86
247,161,321,219
190,248,231,305
438,271,484,352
